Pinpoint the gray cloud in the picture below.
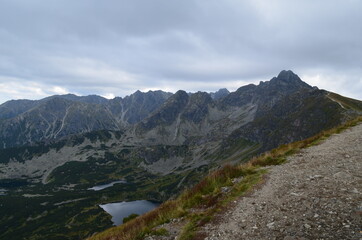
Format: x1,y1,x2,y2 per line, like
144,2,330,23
0,0,361,103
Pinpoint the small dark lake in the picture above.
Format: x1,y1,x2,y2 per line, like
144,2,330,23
100,200,160,225
0,179,28,188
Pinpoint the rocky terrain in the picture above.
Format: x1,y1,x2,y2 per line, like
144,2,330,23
0,90,172,148
201,123,362,240
0,88,232,149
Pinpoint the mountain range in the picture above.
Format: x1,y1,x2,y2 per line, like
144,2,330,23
1,69,362,182
0,70,361,240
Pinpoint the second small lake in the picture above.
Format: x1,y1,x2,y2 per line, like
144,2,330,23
0,188,7,196
88,180,126,191
100,200,159,225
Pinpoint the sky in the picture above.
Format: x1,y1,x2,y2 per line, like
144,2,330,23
0,0,361,104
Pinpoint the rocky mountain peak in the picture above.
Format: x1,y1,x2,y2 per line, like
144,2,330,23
190,91,212,103
132,90,143,98
181,91,213,123
44,94,108,105
136,90,189,132
210,88,230,100
270,70,312,90
277,70,300,81
170,90,189,103
113,90,172,125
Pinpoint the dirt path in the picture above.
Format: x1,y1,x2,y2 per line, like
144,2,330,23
201,124,362,240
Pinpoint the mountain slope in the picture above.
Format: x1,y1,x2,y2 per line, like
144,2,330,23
200,122,362,240
0,99,39,120
0,90,171,149
0,97,120,148
0,94,109,120
134,70,355,152
107,90,172,126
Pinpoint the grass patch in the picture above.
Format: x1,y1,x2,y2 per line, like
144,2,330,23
89,200,186,240
178,215,199,240
123,214,139,224
150,228,169,236
89,116,362,240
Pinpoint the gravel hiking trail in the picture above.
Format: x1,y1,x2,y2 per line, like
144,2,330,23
202,123,362,240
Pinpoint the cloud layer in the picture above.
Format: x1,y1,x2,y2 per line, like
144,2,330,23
0,0,361,103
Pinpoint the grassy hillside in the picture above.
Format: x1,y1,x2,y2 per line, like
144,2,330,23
327,92,362,112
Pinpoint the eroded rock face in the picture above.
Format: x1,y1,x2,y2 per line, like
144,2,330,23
108,90,173,125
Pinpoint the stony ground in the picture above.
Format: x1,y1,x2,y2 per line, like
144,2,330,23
201,123,362,240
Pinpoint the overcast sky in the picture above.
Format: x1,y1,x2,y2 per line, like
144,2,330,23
0,0,361,104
